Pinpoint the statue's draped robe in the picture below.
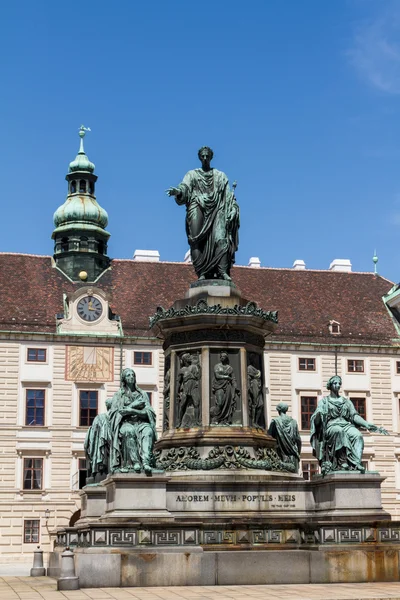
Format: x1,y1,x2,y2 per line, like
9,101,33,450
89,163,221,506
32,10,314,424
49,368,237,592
268,415,301,468
176,168,239,277
247,365,264,426
109,387,157,472
310,396,364,470
84,413,111,476
178,363,201,426
211,363,238,424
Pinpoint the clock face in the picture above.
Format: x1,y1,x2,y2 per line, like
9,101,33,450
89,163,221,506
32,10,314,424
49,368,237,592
77,296,103,322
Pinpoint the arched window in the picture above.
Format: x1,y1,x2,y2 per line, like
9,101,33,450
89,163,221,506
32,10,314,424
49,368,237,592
89,181,94,195
70,180,76,194
79,179,86,193
61,237,69,252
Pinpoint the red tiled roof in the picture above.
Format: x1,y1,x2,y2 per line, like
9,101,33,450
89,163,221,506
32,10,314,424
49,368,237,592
0,253,397,345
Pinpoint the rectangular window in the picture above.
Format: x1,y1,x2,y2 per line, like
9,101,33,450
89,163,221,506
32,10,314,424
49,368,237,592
24,520,40,543
133,351,152,366
300,396,317,430
25,389,45,426
347,359,364,373
350,397,366,420
79,391,98,427
302,461,319,481
27,348,46,362
78,458,87,490
23,458,43,490
299,358,315,371
397,361,400,375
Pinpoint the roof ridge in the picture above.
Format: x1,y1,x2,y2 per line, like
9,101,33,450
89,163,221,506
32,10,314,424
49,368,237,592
0,252,51,258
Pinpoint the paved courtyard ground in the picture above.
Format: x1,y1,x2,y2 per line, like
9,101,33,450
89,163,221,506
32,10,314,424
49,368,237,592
0,577,399,600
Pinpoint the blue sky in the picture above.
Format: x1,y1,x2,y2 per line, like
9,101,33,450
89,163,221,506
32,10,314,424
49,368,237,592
1,0,400,281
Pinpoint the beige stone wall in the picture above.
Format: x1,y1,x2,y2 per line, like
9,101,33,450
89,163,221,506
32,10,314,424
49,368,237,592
0,335,400,560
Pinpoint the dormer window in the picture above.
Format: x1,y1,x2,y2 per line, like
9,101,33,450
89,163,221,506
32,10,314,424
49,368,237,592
329,320,341,335
79,179,86,193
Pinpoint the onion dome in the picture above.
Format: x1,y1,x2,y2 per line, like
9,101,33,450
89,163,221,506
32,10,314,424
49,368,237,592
53,196,108,230
68,125,95,173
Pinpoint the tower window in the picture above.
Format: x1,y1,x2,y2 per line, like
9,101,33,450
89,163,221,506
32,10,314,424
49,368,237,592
79,179,86,193
61,237,69,252
98,241,105,255
80,236,88,251
89,181,94,194
70,180,76,194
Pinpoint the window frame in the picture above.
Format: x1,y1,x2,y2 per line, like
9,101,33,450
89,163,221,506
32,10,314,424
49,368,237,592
27,348,47,363
24,519,40,543
79,390,98,427
347,359,365,373
133,351,153,366
23,458,43,491
298,357,316,372
301,460,319,481
25,388,45,427
349,396,367,421
300,395,318,430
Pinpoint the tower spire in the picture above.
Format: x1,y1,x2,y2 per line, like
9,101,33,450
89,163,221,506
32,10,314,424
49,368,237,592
373,250,378,275
51,126,110,282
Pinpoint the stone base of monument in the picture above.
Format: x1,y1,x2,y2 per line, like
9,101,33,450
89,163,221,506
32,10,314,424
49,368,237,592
50,470,400,587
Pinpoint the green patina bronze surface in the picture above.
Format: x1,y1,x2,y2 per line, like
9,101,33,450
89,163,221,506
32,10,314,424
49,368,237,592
268,402,302,472
176,352,201,428
84,368,158,479
154,445,296,472
149,299,278,329
247,353,265,429
210,351,241,425
166,146,239,281
310,375,389,475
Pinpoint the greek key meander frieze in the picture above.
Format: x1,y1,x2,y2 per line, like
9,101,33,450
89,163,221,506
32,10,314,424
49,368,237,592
58,526,400,548
149,299,278,329
154,445,297,473
165,329,265,349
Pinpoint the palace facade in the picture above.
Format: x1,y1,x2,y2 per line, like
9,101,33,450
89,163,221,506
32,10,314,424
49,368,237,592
1,131,400,560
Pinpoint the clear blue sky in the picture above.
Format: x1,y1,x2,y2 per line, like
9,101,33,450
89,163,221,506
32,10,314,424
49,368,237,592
1,0,400,281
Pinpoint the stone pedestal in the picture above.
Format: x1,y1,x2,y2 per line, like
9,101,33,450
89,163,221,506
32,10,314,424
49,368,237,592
150,281,283,472
101,473,171,520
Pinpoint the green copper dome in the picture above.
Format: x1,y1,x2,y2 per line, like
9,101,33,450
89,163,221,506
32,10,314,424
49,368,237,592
53,196,108,230
68,125,95,173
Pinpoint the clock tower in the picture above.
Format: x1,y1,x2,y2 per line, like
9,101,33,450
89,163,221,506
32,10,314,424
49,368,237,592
52,126,111,282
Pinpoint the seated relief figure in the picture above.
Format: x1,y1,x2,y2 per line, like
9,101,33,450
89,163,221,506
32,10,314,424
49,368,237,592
268,402,302,471
310,375,389,475
109,368,157,474
84,398,112,483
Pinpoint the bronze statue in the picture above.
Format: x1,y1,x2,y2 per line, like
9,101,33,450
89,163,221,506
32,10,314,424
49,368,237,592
176,352,201,427
166,147,240,281
247,359,265,428
108,368,157,474
84,398,112,483
268,402,302,471
310,375,389,475
210,351,240,425
163,366,171,430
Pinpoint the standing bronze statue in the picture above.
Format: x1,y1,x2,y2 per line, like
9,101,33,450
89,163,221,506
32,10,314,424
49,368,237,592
310,375,389,475
247,360,265,428
166,147,240,281
176,352,201,428
210,351,241,425
268,402,302,472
